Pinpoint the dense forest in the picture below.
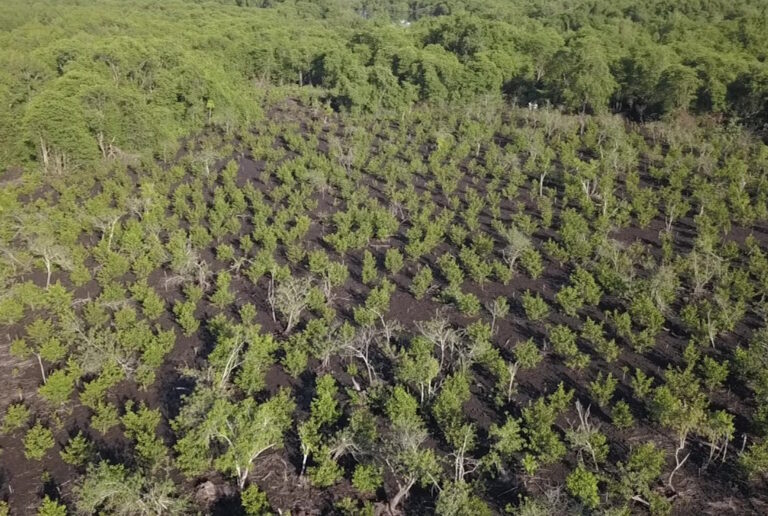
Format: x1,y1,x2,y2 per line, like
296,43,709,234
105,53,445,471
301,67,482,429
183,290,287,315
1,0,768,514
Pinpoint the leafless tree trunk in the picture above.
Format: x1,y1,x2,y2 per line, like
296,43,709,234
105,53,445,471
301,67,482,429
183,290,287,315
668,436,690,491
388,478,416,515
36,354,47,384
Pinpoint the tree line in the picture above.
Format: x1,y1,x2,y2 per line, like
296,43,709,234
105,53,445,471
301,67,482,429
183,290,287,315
1,0,768,177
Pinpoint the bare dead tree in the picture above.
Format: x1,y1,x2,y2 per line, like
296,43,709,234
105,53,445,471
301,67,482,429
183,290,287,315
39,137,74,176
451,426,479,483
668,436,691,491
486,297,510,335
504,361,520,402
566,401,603,470
415,313,462,372
499,225,532,274
342,325,379,385
688,249,723,298
381,425,432,515
90,212,123,251
315,321,354,370
272,276,312,334
27,235,73,288
194,146,218,178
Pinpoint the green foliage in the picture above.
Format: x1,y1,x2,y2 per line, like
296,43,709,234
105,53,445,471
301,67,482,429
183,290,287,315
174,389,295,488
631,369,654,400
447,287,481,316
216,243,236,263
352,464,382,494
436,481,491,516
581,318,619,363
361,250,378,286
556,285,583,317
438,253,465,286
37,496,67,516
514,339,542,370
387,386,422,430
700,356,729,391
741,438,768,480
210,271,235,309
520,248,544,280
130,281,165,321
432,373,471,445
521,291,549,322
384,248,404,275
241,485,270,515
74,461,189,515
520,384,574,471
649,365,708,454
61,432,95,467
397,336,440,403
24,422,55,460
173,299,199,337
39,368,75,406
566,465,600,509
610,443,666,509
236,331,279,395
572,268,602,305
487,417,525,473
410,265,434,300
589,372,618,408
2,403,30,434
79,363,124,410
629,294,664,338
0,4,767,511
459,245,493,285
549,324,589,370
121,401,166,468
611,401,635,430
558,210,593,261
91,402,120,435
310,375,341,427
283,344,309,378
309,448,344,487
354,279,396,325
239,303,257,325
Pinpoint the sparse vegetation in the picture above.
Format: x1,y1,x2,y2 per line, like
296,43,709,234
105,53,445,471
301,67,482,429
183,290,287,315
1,0,767,513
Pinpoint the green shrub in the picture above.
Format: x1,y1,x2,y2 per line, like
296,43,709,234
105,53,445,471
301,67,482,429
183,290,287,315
37,496,67,516
514,339,542,369
38,369,75,406
556,285,583,317
520,248,544,280
410,266,434,300
210,271,235,309
589,372,617,407
173,300,199,336
384,248,404,274
612,401,635,430
362,250,378,285
566,465,600,509
24,422,55,461
61,432,94,467
2,403,30,434
437,253,464,286
241,485,270,515
352,464,382,495
521,290,549,322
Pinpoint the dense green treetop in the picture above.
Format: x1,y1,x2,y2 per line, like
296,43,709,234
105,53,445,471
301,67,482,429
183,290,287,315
1,0,767,173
